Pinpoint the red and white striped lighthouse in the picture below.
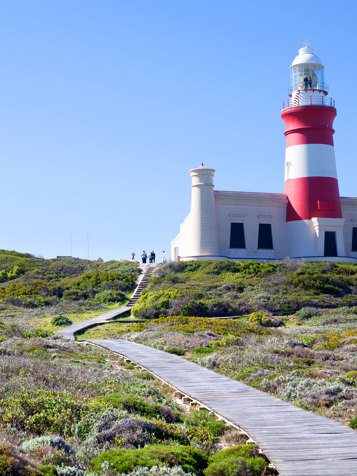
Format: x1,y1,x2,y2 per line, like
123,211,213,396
281,46,345,258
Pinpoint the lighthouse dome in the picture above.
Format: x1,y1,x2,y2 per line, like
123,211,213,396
291,46,324,68
290,45,327,94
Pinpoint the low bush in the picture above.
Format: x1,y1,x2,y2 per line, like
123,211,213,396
248,312,268,326
192,347,215,356
121,466,193,475
350,417,357,430
204,444,268,476
128,316,268,340
21,435,73,455
165,347,185,356
95,394,179,423
51,315,73,326
93,290,126,304
132,289,183,319
0,444,37,475
0,389,90,436
91,444,207,474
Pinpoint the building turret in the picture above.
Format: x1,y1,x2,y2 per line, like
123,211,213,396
188,165,220,257
281,46,345,258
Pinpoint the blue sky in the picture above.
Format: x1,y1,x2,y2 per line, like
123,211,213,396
1,0,356,260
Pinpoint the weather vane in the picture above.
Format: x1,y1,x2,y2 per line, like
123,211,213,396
301,39,311,48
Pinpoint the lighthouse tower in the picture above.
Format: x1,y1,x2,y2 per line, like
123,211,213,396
282,46,345,258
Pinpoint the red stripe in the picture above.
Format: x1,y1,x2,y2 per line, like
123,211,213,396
282,106,336,147
284,176,342,221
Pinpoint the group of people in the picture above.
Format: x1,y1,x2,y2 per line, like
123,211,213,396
131,250,167,264
303,75,313,89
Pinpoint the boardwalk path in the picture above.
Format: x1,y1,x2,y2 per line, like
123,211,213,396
89,339,357,476
56,265,357,475
56,265,155,340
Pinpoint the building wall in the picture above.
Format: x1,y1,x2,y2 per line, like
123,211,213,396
341,197,357,259
214,191,287,259
172,191,357,261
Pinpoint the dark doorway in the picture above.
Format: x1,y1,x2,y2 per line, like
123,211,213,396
352,228,357,252
324,231,337,257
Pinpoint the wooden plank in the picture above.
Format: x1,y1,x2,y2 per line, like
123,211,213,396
89,339,357,476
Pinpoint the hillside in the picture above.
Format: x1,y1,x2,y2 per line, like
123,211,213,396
0,249,139,333
0,323,272,475
80,261,357,430
1,255,357,474
132,260,357,318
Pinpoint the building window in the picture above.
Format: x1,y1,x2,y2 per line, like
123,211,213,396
352,228,357,252
258,224,273,249
230,223,246,248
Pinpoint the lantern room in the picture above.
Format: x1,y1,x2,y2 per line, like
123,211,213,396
290,46,327,93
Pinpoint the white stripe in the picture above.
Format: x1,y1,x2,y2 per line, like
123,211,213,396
284,144,337,181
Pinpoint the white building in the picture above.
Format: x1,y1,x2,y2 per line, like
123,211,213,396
171,46,357,262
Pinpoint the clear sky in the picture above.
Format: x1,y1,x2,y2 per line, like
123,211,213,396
1,0,357,260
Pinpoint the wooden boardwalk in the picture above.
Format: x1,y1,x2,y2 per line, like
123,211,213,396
55,306,131,340
89,339,357,476
55,264,155,340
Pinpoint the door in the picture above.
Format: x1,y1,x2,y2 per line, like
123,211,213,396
324,231,337,257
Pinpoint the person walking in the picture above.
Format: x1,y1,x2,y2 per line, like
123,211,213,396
141,251,147,263
150,251,156,263
131,252,136,261
162,251,167,264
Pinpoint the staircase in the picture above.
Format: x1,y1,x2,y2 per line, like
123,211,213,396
127,265,155,307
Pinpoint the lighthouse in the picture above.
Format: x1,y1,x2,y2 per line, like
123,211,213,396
282,46,345,258
172,45,357,262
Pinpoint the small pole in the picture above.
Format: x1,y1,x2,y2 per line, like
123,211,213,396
87,230,89,260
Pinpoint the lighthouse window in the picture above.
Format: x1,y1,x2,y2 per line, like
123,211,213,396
230,223,246,248
352,228,357,252
258,224,273,249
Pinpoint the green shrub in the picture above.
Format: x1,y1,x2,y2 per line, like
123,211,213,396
51,315,73,326
93,290,126,304
288,273,350,297
248,312,268,325
129,316,267,339
91,444,207,474
24,329,53,338
132,289,183,318
350,417,357,429
0,389,90,436
120,467,193,476
296,307,316,321
133,370,154,380
192,347,215,356
204,445,268,476
0,445,18,476
37,465,58,475
165,347,185,356
95,393,179,423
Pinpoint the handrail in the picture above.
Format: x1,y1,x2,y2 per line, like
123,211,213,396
282,94,335,110
289,83,329,94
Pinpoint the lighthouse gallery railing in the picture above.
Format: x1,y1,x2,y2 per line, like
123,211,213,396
282,94,335,110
